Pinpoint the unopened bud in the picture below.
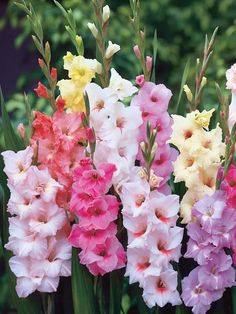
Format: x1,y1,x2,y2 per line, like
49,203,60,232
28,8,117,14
140,141,146,151
76,35,82,46
51,67,57,81
105,41,120,59
150,172,163,189
140,30,145,39
34,82,49,99
86,127,95,143
201,76,207,88
136,74,145,87
133,45,141,59
183,84,193,102
146,56,153,73
102,5,110,24
87,22,98,39
17,123,25,139
138,167,148,180
151,143,158,156
38,58,43,67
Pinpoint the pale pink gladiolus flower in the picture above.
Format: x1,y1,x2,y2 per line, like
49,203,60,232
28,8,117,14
142,268,182,308
1,146,33,184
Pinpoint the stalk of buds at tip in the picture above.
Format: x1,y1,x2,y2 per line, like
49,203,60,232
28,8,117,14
87,22,98,38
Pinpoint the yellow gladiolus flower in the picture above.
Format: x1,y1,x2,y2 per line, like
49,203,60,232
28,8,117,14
194,108,215,129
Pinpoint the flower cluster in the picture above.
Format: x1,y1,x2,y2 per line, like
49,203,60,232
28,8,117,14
131,82,177,194
182,191,236,314
57,52,102,112
86,69,142,187
68,158,126,275
170,110,225,223
120,167,183,308
2,147,71,298
31,101,87,208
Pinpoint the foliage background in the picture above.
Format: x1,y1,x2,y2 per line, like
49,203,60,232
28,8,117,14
1,0,236,313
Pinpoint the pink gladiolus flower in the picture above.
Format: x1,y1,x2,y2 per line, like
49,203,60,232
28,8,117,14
68,222,117,250
79,236,126,276
73,160,116,196
78,195,119,230
1,147,34,184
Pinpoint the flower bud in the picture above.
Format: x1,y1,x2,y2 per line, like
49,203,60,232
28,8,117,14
201,76,207,88
86,127,95,143
138,167,148,180
38,58,43,67
76,35,82,46
151,143,158,157
133,45,141,59
146,56,153,72
17,123,25,139
34,82,49,99
183,84,193,102
102,5,110,24
87,22,98,39
140,141,146,152
136,74,145,87
51,67,57,81
150,172,163,189
105,41,120,59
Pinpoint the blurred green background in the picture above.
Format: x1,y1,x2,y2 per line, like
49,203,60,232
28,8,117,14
1,0,236,313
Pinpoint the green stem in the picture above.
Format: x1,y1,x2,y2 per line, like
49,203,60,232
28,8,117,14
232,287,236,314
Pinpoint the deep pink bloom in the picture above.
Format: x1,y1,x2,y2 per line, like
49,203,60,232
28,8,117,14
79,236,126,276
78,195,119,229
68,222,117,250
73,161,116,196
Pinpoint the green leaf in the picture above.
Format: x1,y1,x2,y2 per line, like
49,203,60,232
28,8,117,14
151,29,158,83
71,248,97,314
0,87,24,151
233,285,236,314
175,58,190,115
109,270,124,314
